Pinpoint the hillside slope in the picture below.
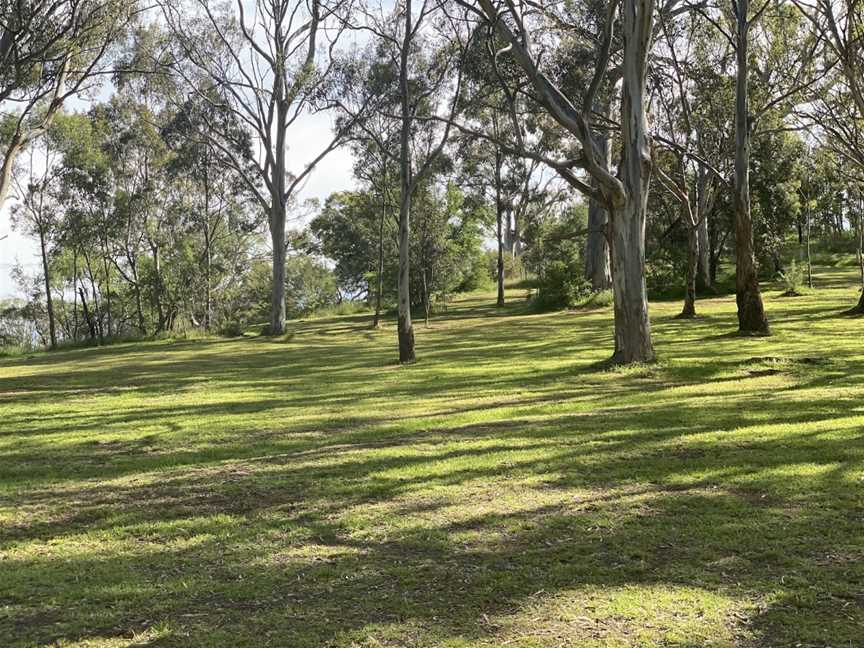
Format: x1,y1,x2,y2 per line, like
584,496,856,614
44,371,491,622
1,273,863,647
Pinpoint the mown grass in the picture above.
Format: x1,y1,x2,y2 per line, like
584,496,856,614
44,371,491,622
1,266,863,647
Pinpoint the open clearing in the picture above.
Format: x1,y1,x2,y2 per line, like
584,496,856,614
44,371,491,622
2,272,863,647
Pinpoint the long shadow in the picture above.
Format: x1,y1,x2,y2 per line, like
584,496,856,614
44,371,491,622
2,288,864,646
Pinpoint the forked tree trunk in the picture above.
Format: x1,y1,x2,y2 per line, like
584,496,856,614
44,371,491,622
609,0,655,364
733,0,769,335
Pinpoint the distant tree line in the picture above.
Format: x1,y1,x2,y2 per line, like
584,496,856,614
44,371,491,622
2,0,864,364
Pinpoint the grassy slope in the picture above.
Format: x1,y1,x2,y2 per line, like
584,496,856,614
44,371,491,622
1,268,863,648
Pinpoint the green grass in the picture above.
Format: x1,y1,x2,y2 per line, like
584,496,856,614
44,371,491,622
2,267,864,647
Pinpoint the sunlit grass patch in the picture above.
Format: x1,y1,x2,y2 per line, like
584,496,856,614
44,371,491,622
2,265,864,646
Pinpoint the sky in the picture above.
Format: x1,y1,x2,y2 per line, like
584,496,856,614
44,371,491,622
0,111,357,299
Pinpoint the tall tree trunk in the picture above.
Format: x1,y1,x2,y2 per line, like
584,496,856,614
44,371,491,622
72,251,79,341
152,245,166,333
397,184,415,362
856,207,864,312
509,206,520,258
422,267,431,327
101,240,112,338
373,163,387,328
269,52,289,335
83,250,103,343
397,0,416,363
38,226,57,349
495,147,505,307
270,198,287,334
585,99,613,292
696,163,711,289
681,224,698,318
805,201,813,289
203,171,213,332
0,134,25,211
131,261,146,336
733,0,770,335
610,0,655,364
79,285,97,342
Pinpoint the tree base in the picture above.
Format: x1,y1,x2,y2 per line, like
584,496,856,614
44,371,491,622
607,348,657,367
398,316,416,364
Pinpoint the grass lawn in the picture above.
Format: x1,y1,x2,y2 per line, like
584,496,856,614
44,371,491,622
1,268,863,647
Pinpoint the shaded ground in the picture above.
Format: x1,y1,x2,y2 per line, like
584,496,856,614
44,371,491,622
1,271,863,647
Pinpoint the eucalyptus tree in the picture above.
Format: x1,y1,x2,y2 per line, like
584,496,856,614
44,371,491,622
651,12,729,317
695,0,820,333
9,130,66,347
164,92,261,330
161,0,355,335
347,113,400,327
0,0,132,208
796,0,864,309
338,0,471,363
454,0,676,363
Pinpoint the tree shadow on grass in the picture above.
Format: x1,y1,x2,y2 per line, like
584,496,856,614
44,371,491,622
3,377,863,645
2,294,864,646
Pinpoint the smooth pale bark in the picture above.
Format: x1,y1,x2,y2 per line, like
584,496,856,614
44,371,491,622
733,0,770,335
269,73,290,334
696,165,711,289
79,285,97,341
151,244,166,332
373,169,387,328
203,168,212,331
609,0,655,364
805,202,813,289
82,250,103,342
99,241,112,338
856,203,864,312
270,198,287,334
204,226,212,330
396,184,415,362
495,147,505,306
585,102,613,292
0,137,23,210
396,0,416,363
38,226,57,349
586,194,613,291
472,0,654,363
681,225,698,318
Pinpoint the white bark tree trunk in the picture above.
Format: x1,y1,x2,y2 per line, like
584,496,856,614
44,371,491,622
733,0,770,335
609,0,655,364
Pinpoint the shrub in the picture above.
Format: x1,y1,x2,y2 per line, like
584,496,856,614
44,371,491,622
579,289,614,309
778,260,807,296
533,260,591,311
310,301,370,319
218,321,247,337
